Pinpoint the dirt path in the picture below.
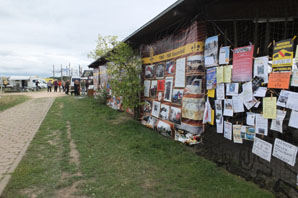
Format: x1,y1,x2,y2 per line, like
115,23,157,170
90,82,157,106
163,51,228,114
1,90,66,99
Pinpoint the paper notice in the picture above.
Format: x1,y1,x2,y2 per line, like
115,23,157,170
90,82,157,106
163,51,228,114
175,58,186,87
289,110,298,129
273,138,298,167
286,91,298,111
224,121,232,140
252,137,272,162
263,97,277,119
226,83,239,96
223,65,232,83
291,69,298,87
223,99,233,117
277,90,290,108
217,66,224,84
232,95,244,113
254,56,269,83
254,87,267,97
255,114,268,136
216,83,225,100
219,46,230,65
271,110,286,133
241,81,253,102
233,125,243,144
246,112,256,126
144,80,151,97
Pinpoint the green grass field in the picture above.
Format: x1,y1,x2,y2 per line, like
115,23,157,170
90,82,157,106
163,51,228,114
1,97,274,198
0,95,30,112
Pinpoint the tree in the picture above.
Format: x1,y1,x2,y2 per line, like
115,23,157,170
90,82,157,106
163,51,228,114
88,34,143,118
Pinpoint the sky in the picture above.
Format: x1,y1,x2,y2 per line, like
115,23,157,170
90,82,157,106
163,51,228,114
0,0,177,77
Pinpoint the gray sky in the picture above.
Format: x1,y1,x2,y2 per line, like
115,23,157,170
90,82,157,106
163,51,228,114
0,0,177,77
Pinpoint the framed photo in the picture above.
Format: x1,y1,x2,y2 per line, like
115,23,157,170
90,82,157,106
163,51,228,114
172,89,184,105
143,100,152,113
156,63,165,79
187,54,204,73
164,77,173,102
165,60,175,75
151,101,161,118
150,80,158,98
159,104,170,120
169,106,182,124
145,65,155,78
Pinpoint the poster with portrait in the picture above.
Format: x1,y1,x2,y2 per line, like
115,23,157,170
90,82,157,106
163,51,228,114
184,76,202,95
206,67,217,90
143,100,152,114
151,101,161,118
172,89,184,105
182,97,205,121
169,106,182,124
254,56,269,83
204,35,219,67
187,54,204,73
164,77,173,102
232,45,254,82
219,46,230,65
157,120,173,137
141,116,157,129
150,80,157,98
159,104,170,120
156,63,165,79
145,65,155,78
165,60,175,75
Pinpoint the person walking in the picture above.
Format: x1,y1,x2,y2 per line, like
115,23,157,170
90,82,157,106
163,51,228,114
65,80,70,95
35,80,39,91
54,80,58,92
58,80,62,92
47,80,52,92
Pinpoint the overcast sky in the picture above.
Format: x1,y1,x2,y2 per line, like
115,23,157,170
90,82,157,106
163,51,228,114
0,0,177,77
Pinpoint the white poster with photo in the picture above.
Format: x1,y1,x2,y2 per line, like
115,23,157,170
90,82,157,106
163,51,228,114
273,138,298,167
164,77,173,102
223,99,233,117
246,112,256,126
144,80,150,97
271,110,287,133
151,101,161,118
175,57,186,87
219,46,230,65
215,100,223,123
252,137,272,162
224,121,232,140
289,110,298,129
204,35,219,67
232,95,244,113
216,83,225,100
255,114,268,136
286,91,298,111
226,83,239,96
254,87,267,97
277,90,290,108
254,56,269,83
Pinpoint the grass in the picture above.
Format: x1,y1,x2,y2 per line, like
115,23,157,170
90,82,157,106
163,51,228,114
1,97,274,198
0,95,30,112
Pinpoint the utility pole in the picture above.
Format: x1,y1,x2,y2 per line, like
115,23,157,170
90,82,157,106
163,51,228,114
60,64,63,82
53,65,55,78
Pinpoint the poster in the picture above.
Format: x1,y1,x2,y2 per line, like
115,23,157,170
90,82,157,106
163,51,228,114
156,63,165,79
289,110,298,129
175,57,186,87
226,83,239,96
151,101,161,118
216,83,225,100
204,35,218,67
233,125,243,144
232,95,244,113
206,67,217,90
157,120,173,137
273,138,298,166
165,60,175,75
219,46,230,65
150,80,158,98
172,89,183,105
224,121,232,140
291,69,298,87
254,56,269,83
185,76,202,95
223,65,232,83
159,104,170,120
277,90,290,107
268,72,291,89
246,112,256,126
255,114,268,136
157,80,165,91
182,97,204,121
164,77,173,102
145,65,155,78
144,80,150,97
252,137,272,162
216,66,224,84
286,91,298,111
223,99,233,117
143,100,152,114
169,106,181,124
232,45,254,82
271,110,286,133
263,97,277,119
272,39,294,72
187,54,204,73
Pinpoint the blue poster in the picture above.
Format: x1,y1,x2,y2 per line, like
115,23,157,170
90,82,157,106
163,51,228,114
206,67,217,90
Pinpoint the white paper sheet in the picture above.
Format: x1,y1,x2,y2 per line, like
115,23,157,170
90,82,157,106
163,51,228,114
254,56,269,83
286,91,298,111
219,46,230,65
243,97,258,110
216,83,225,100
255,114,268,136
273,138,298,167
289,110,298,129
271,110,287,133
223,99,233,117
224,121,232,140
246,112,256,126
226,83,239,96
277,90,291,108
233,125,243,144
241,81,253,102
253,87,267,97
252,137,272,162
175,57,186,87
291,69,298,87
216,117,223,134
232,95,244,113
203,97,212,124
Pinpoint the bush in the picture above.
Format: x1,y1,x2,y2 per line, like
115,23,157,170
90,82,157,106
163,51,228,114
96,88,109,104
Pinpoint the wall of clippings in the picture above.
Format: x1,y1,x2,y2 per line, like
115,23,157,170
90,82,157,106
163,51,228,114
141,21,207,145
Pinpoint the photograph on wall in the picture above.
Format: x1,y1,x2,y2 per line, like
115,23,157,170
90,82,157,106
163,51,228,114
184,76,202,95
169,106,182,124
204,35,218,67
157,120,173,137
272,39,293,72
151,101,161,118
156,63,165,79
143,100,152,114
241,126,256,141
182,97,205,121
150,80,158,98
144,80,150,97
159,104,170,120
145,65,155,78
215,100,223,124
175,57,186,87
172,89,184,105
219,46,230,65
164,77,173,102
232,45,254,82
165,60,175,75
186,54,204,73
157,80,165,91
254,56,269,83
206,67,217,90
141,116,157,129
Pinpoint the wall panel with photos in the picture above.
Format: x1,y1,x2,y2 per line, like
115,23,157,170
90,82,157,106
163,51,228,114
141,21,207,144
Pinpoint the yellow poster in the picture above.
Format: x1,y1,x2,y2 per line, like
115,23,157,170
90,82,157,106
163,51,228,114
223,65,232,83
216,66,224,84
207,89,215,98
272,39,293,72
208,109,215,125
263,97,277,119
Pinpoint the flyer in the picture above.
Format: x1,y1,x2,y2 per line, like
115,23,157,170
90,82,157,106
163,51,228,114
273,138,298,167
268,72,291,89
224,121,232,140
216,83,225,100
232,45,254,82
263,97,277,119
206,67,217,90
240,81,253,102
204,35,219,67
233,125,243,144
291,69,298,87
144,80,151,97
232,95,244,113
246,112,256,126
277,90,291,107
271,110,286,133
289,110,298,129
252,137,272,162
272,39,294,72
223,99,233,117
219,46,230,65
255,114,268,136
217,117,223,134
223,65,232,83
175,57,186,87
157,80,165,91
254,56,269,83
253,87,267,97
216,66,224,84
215,100,223,124
226,83,239,96
286,91,298,111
